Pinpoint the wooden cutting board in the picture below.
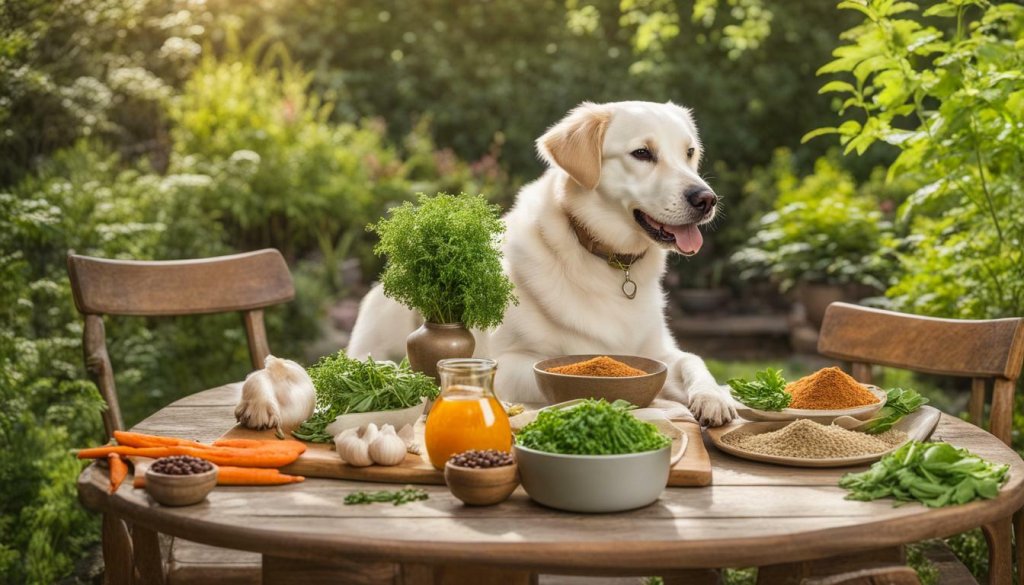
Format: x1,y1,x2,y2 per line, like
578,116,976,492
218,420,712,487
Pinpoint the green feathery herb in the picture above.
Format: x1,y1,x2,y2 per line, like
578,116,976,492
858,387,928,434
839,441,1008,508
727,368,792,411
516,399,671,455
344,487,429,506
292,352,438,443
368,192,517,329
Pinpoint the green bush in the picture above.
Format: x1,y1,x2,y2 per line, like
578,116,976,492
170,46,512,281
731,150,894,293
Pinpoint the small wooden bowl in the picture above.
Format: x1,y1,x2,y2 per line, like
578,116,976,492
145,463,218,506
444,461,519,506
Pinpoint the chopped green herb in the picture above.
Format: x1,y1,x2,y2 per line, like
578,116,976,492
344,487,430,506
727,368,791,411
839,441,1009,508
858,387,928,434
292,352,438,443
516,398,670,455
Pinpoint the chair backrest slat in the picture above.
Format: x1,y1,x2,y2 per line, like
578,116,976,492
818,303,1024,380
67,249,295,316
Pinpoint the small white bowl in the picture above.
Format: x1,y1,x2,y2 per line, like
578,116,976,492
734,385,887,423
325,399,427,437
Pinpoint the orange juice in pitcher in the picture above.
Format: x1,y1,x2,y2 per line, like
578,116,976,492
424,359,511,469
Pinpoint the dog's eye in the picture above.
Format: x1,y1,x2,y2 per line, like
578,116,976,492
630,148,655,162
687,147,696,159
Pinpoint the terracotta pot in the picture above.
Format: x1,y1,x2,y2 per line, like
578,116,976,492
798,283,850,328
406,322,476,381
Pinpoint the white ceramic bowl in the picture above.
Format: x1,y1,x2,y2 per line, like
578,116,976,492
513,444,670,513
325,399,427,437
733,385,887,423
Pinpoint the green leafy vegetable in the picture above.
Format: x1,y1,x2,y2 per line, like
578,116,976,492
516,399,671,455
292,352,439,442
344,487,429,506
727,368,791,411
839,441,1009,508
859,387,928,434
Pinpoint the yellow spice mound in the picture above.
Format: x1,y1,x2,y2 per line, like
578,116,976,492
548,356,646,377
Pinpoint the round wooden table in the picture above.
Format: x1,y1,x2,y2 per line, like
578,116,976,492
78,384,1024,585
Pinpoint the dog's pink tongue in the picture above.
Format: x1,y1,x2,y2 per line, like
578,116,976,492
666,224,703,254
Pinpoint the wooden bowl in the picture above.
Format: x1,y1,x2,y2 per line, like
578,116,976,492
145,463,218,506
533,355,667,407
444,461,519,506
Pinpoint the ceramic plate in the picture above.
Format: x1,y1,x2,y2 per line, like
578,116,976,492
733,385,887,423
707,406,942,468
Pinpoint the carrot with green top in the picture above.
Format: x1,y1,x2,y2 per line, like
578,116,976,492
107,454,128,494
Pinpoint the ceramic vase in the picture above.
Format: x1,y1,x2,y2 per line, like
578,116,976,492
406,322,476,381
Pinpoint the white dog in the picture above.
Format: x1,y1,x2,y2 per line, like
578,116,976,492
348,101,735,426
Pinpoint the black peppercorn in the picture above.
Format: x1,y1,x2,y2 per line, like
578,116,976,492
448,449,513,469
150,455,213,475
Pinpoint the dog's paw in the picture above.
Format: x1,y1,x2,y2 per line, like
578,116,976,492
234,395,280,431
688,385,736,427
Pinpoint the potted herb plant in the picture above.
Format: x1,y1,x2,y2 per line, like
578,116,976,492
731,155,893,326
369,192,517,379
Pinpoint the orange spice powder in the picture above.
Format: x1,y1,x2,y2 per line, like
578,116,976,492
786,367,879,410
548,356,646,377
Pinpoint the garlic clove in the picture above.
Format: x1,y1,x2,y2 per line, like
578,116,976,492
379,424,397,436
361,423,380,444
336,434,373,467
397,424,415,447
368,433,407,466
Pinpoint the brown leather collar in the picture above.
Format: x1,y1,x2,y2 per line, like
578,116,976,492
568,215,646,268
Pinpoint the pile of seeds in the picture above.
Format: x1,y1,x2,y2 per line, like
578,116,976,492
448,449,514,468
150,456,213,475
722,419,907,459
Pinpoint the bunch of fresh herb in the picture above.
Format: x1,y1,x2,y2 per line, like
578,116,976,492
292,351,438,443
859,387,928,434
516,399,671,455
839,441,1009,508
369,192,517,328
727,368,791,411
344,487,429,506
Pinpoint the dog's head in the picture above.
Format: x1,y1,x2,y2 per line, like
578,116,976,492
537,101,716,256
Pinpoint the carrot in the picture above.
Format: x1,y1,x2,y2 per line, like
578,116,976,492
113,431,201,449
216,466,305,485
77,445,302,468
115,431,306,455
213,438,307,453
108,454,128,494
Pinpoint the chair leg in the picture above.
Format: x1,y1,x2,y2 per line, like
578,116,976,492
1014,510,1023,585
981,519,1012,585
102,514,134,585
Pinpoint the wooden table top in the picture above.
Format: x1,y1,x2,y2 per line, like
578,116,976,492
77,383,1024,574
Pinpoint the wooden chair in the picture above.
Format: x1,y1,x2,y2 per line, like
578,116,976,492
67,249,296,585
802,567,921,585
818,302,1024,585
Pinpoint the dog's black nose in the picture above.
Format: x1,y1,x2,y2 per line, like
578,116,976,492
685,187,718,214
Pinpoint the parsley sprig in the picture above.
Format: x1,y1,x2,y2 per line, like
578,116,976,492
727,368,792,411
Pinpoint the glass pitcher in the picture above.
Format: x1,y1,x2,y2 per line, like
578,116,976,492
424,358,512,470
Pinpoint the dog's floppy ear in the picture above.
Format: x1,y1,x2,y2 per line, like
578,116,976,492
536,102,611,191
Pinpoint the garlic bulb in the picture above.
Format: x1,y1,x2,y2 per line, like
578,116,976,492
335,432,373,467
235,355,315,438
334,423,411,467
368,425,406,466
397,424,421,455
